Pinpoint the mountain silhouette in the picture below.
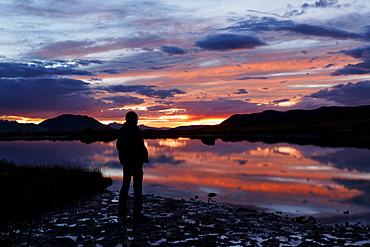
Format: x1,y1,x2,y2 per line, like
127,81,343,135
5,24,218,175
108,122,170,131
1,105,370,139
221,105,370,125
0,121,48,133
39,114,112,131
209,105,370,136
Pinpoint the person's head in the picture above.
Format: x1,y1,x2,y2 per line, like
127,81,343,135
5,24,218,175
125,111,138,125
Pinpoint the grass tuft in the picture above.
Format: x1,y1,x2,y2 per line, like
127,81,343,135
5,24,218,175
0,158,112,227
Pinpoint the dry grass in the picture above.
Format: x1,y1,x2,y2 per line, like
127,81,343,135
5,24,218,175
0,159,112,227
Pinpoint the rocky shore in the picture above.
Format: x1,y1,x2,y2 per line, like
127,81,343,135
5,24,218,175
2,191,370,246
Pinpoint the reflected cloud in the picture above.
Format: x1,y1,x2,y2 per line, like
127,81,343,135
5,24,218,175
309,148,370,172
332,178,370,208
2,139,370,219
150,154,185,166
274,146,304,158
158,138,188,148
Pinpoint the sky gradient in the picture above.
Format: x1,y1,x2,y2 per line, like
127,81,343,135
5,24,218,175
1,0,370,127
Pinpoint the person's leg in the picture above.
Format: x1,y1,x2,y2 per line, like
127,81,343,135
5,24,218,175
132,165,144,217
118,167,132,217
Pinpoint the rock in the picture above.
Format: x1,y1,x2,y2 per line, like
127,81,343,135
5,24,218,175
3,191,370,246
207,193,217,198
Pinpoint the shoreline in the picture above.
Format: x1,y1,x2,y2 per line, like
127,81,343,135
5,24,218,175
2,191,370,246
1,133,370,150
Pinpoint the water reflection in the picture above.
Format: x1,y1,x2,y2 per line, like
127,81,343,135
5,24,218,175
1,139,370,221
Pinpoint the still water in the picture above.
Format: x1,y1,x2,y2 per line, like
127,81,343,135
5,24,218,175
1,138,370,223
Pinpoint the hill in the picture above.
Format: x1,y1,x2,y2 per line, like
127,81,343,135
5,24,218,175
0,121,48,133
2,106,370,148
39,114,113,131
108,122,170,131
169,125,206,131
107,122,123,130
201,105,370,136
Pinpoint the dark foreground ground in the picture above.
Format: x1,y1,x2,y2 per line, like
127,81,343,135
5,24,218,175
2,191,370,247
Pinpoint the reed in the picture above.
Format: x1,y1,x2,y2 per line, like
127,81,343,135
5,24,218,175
0,159,112,227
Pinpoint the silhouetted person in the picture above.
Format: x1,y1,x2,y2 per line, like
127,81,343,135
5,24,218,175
116,111,149,219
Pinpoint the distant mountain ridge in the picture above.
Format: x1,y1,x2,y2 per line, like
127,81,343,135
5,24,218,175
0,115,170,133
207,105,370,136
221,105,370,125
39,114,113,131
0,121,48,133
108,122,170,131
1,105,370,137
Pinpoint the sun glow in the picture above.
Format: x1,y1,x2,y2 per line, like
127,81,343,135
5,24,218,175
185,118,225,126
0,116,45,124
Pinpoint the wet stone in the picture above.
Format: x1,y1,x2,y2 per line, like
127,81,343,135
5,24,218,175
2,190,370,246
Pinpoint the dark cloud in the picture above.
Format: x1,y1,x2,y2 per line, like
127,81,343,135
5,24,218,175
101,95,145,107
195,34,265,51
303,0,339,8
308,81,370,106
160,45,187,55
236,76,268,80
272,98,290,104
102,85,156,93
101,85,185,99
331,46,370,75
331,64,370,76
145,89,185,99
236,160,248,165
0,62,95,78
147,65,172,70
98,69,119,74
0,78,106,117
234,89,248,94
226,16,294,33
285,0,341,17
309,57,319,63
325,63,335,68
142,47,154,52
283,23,364,40
226,16,367,41
331,45,370,59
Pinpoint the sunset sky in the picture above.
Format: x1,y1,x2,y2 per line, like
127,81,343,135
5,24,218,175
1,0,370,127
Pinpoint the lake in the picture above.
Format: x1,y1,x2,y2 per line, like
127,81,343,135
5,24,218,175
1,138,370,224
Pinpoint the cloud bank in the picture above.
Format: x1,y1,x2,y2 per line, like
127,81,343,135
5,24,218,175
331,46,370,76
0,78,106,117
195,34,265,51
308,81,370,106
101,85,186,99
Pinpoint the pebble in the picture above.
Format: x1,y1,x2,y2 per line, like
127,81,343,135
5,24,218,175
1,191,370,246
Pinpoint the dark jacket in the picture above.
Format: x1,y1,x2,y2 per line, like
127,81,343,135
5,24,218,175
116,123,149,165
